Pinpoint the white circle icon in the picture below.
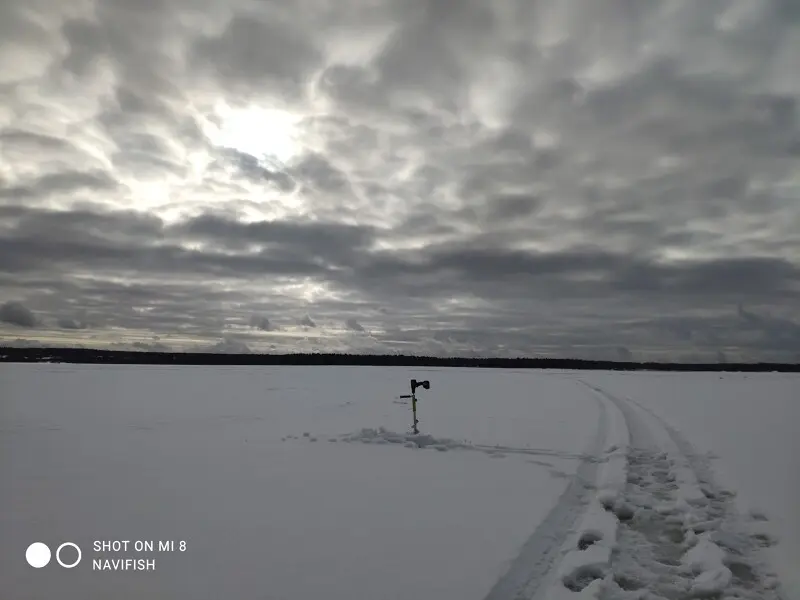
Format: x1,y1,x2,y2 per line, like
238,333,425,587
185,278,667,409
26,543,51,568
56,542,82,568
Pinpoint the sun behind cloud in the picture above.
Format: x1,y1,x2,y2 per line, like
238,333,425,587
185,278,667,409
206,103,305,164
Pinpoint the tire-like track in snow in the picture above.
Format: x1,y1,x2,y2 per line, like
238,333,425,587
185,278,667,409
482,379,787,600
583,382,786,600
482,386,608,600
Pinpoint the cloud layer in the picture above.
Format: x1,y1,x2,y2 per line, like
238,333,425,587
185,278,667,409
0,0,798,360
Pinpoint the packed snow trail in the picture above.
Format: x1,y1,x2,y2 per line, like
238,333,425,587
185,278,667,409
480,379,789,600
578,382,787,600
481,381,625,600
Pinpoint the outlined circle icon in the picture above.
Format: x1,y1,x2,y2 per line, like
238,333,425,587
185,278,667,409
26,543,51,568
56,542,82,568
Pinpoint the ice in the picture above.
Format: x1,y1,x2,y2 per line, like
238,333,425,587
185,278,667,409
0,364,598,600
1,365,796,600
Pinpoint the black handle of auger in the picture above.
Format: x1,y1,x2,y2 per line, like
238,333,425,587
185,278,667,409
410,379,430,392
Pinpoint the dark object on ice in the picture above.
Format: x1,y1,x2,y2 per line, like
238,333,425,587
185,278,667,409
399,379,431,434
411,379,430,392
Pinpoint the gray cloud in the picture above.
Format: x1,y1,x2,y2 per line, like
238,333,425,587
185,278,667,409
217,149,296,191
108,340,172,353
57,317,88,330
490,194,543,221
250,315,273,331
0,0,798,360
0,301,37,328
736,304,800,354
345,318,365,332
172,212,374,261
292,153,352,196
204,337,252,354
616,347,633,361
0,171,119,202
299,315,316,328
191,11,323,100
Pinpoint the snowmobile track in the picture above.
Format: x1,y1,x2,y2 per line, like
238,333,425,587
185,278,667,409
583,382,787,600
482,385,609,600
483,379,787,600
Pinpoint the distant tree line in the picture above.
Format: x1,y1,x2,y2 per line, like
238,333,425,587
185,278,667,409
0,346,797,372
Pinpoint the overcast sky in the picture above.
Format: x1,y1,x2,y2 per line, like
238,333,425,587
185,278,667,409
0,0,798,360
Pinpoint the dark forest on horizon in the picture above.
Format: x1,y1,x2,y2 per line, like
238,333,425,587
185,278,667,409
0,346,797,372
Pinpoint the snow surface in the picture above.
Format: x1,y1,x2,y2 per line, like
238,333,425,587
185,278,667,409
0,365,599,600
1,364,797,600
582,370,800,600
537,388,629,600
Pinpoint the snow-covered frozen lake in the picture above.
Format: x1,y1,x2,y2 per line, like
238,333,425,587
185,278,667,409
1,364,797,600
